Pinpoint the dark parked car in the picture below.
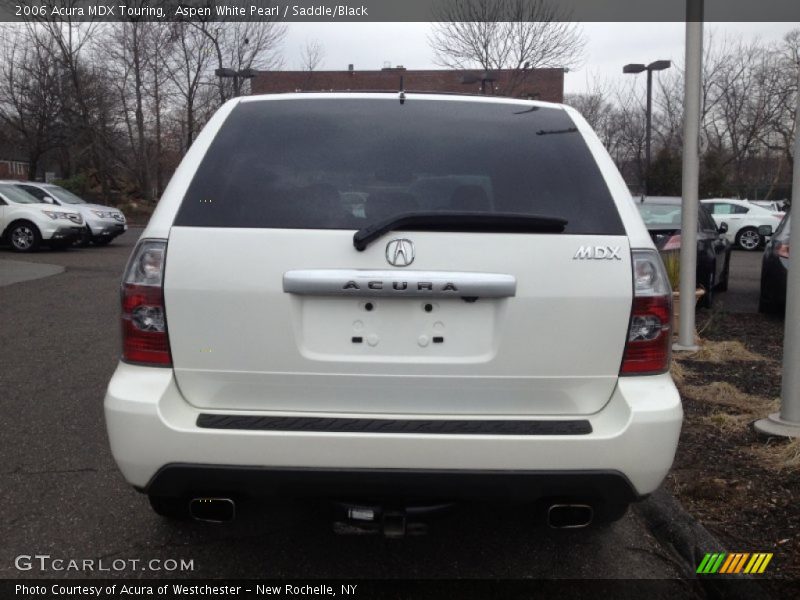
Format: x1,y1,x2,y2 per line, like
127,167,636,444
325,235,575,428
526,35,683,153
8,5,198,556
636,196,732,307
759,213,791,315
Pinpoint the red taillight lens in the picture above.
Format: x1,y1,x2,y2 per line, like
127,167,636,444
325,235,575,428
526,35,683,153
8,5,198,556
621,296,672,374
662,234,682,251
121,240,171,366
621,250,672,375
777,242,790,259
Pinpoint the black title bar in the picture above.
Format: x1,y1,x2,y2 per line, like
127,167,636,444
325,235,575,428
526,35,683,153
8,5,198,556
0,0,798,23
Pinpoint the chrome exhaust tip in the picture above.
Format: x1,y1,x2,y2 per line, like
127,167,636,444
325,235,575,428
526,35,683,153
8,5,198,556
547,504,593,529
189,497,235,523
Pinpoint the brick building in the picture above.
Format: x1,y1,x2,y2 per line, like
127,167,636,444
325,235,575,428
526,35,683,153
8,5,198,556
251,66,564,103
0,141,29,179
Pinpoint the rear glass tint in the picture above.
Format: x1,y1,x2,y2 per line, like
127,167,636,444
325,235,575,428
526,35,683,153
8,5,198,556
637,202,716,233
175,97,623,235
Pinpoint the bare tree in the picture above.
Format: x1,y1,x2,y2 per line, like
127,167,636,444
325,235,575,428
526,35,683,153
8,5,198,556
106,18,154,201
145,23,175,198
765,29,800,168
613,82,648,192
0,5,287,201
26,10,122,196
300,39,325,72
165,22,215,150
429,0,585,94
0,24,63,179
187,17,286,102
564,75,615,144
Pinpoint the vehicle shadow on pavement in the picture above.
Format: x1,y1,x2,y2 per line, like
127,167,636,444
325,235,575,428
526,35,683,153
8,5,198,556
128,498,687,580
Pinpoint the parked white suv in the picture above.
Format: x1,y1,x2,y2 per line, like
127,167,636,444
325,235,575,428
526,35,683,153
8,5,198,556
701,198,783,250
105,94,682,530
0,182,84,252
13,181,127,246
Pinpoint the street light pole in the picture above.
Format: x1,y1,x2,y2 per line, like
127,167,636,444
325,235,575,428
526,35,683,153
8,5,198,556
755,68,800,438
675,0,703,352
623,60,671,196
646,67,653,193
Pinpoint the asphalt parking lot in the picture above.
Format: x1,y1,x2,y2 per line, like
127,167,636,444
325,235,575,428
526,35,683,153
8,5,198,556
1,228,764,585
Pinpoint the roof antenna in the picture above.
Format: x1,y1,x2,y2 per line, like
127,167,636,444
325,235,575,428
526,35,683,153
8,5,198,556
399,75,405,104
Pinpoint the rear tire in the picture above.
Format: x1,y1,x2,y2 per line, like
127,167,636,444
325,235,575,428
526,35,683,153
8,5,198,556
736,227,761,251
7,221,41,253
148,495,190,520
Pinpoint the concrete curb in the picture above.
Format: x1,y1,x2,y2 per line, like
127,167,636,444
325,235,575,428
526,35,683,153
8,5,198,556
635,488,773,599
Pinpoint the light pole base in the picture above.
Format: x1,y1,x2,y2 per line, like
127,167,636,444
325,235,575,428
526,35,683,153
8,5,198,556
673,342,700,353
754,413,800,439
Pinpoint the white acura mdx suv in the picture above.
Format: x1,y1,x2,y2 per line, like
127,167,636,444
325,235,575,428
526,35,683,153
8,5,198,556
0,182,84,251
13,181,127,246
104,93,682,530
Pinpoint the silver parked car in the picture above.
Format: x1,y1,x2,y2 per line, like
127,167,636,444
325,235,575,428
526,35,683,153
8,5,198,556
13,181,127,246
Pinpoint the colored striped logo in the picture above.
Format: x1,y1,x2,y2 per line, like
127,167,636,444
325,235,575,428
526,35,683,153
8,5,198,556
697,553,773,574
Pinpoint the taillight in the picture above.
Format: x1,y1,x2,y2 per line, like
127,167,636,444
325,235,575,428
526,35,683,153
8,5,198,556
121,239,171,366
662,234,681,251
777,242,790,259
621,250,672,375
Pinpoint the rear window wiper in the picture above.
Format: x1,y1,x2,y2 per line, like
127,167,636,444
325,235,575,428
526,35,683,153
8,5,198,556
353,211,567,251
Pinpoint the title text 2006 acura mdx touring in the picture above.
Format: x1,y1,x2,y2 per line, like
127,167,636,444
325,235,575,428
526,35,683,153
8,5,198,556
105,93,682,529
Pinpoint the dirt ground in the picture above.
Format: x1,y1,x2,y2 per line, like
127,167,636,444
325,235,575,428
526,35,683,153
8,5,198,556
668,308,800,583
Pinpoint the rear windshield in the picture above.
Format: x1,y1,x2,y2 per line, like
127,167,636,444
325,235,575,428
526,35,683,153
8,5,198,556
175,97,623,235
638,203,683,228
637,203,716,232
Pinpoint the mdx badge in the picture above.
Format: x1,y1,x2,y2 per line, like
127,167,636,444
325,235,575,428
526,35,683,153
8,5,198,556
385,238,415,267
573,246,622,260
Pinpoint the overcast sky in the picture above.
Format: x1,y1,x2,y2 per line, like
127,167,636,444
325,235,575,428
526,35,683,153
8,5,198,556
283,22,798,94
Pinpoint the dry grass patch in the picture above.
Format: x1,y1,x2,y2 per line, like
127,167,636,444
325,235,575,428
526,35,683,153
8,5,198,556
685,340,767,363
777,439,800,469
706,411,754,434
682,381,774,412
680,378,799,471
752,438,800,472
681,380,780,439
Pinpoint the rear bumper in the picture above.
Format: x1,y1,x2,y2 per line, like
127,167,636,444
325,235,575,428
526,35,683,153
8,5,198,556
104,363,682,498
144,465,639,508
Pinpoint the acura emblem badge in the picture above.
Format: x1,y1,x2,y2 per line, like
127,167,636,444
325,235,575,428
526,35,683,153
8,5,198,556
385,239,415,267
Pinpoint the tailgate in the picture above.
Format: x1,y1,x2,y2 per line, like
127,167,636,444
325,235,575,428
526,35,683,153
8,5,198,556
165,227,631,416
